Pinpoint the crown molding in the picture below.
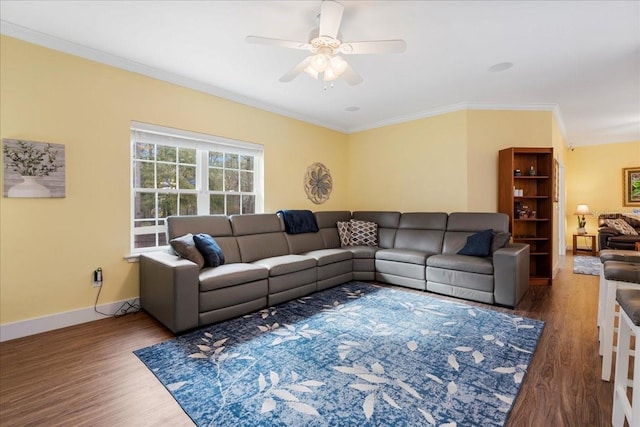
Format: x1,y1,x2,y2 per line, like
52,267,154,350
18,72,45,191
0,21,346,133
347,102,569,145
1,20,570,141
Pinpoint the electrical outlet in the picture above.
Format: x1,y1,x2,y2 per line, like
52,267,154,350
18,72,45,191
92,267,103,287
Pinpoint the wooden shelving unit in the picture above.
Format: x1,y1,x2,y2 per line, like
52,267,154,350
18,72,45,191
498,147,554,286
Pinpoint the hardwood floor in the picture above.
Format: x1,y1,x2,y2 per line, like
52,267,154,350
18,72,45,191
0,255,614,426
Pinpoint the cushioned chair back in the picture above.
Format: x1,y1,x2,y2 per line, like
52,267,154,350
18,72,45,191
352,211,401,248
394,212,448,254
442,212,509,254
230,213,290,262
277,212,325,254
314,211,352,249
166,215,241,263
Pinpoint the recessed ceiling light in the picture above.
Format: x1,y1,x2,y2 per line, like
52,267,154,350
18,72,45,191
345,106,360,112
488,62,514,72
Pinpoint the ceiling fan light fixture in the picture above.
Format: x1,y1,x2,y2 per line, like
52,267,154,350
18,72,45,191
304,62,320,79
323,67,339,81
310,53,329,72
329,55,348,75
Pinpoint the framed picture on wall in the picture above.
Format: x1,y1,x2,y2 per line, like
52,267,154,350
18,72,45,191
623,166,640,207
2,139,66,198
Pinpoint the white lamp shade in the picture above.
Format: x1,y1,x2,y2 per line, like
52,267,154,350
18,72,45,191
575,204,591,215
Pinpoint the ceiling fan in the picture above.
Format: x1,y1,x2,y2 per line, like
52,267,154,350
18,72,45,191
246,0,406,86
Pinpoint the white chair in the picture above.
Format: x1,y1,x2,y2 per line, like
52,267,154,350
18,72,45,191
600,261,640,381
612,289,640,427
598,250,640,338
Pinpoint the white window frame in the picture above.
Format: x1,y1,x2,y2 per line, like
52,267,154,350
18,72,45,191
130,121,264,253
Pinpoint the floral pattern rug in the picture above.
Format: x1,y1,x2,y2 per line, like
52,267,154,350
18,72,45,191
134,282,544,426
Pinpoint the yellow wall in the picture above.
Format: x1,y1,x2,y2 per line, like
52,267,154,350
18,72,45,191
564,140,640,247
346,111,468,212
466,110,553,211
0,36,348,324
5,34,620,327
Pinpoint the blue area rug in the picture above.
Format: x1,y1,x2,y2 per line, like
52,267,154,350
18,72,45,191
135,282,544,426
573,255,601,276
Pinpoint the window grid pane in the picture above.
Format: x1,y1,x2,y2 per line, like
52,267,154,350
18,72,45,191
132,128,261,252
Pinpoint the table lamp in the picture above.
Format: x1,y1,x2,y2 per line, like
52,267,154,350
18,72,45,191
575,204,591,234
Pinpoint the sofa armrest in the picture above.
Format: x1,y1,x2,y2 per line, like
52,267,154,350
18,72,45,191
492,243,530,308
140,251,200,333
598,227,620,250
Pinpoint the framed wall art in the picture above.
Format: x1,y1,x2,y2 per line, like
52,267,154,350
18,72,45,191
2,139,66,198
622,166,640,207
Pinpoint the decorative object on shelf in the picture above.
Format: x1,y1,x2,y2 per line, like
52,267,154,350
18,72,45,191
622,166,640,207
528,166,537,176
575,204,591,234
2,139,65,198
514,169,522,176
304,162,332,204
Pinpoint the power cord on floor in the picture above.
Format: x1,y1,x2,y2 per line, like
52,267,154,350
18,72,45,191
93,281,141,318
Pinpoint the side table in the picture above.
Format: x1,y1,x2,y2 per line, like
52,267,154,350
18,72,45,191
573,234,597,256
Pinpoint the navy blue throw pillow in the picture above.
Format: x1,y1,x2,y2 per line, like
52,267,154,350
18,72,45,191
193,233,225,268
457,229,494,257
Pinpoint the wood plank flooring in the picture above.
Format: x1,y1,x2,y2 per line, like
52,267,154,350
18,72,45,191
0,255,614,426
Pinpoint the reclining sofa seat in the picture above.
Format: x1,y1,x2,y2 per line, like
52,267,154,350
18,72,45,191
426,212,529,306
284,211,354,291
230,213,317,305
375,212,448,290
343,211,401,280
140,215,269,333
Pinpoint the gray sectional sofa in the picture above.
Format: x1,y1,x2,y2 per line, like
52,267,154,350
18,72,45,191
140,211,530,333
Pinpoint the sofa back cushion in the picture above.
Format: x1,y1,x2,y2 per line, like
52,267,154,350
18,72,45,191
394,212,448,254
230,213,290,262
315,211,352,249
442,212,509,255
352,211,401,248
276,211,325,253
167,215,241,263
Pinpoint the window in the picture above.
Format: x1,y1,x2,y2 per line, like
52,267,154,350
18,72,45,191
131,122,263,252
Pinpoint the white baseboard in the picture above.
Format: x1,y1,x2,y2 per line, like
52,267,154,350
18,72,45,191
0,298,139,342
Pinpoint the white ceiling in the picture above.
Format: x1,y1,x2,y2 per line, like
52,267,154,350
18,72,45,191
1,1,639,146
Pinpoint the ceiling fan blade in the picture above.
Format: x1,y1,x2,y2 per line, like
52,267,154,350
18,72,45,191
341,65,363,86
279,57,312,82
319,0,344,39
340,40,407,55
246,36,311,51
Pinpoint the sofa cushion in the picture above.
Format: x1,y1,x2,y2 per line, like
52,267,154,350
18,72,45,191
349,220,378,246
170,233,205,269
304,248,353,266
491,231,512,254
352,211,401,248
337,221,351,246
375,248,430,265
343,245,378,259
254,254,317,276
199,263,269,292
427,254,494,275
606,218,639,236
193,233,226,268
457,229,493,257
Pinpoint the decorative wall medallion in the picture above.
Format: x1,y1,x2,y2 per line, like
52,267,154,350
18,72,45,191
304,162,332,204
